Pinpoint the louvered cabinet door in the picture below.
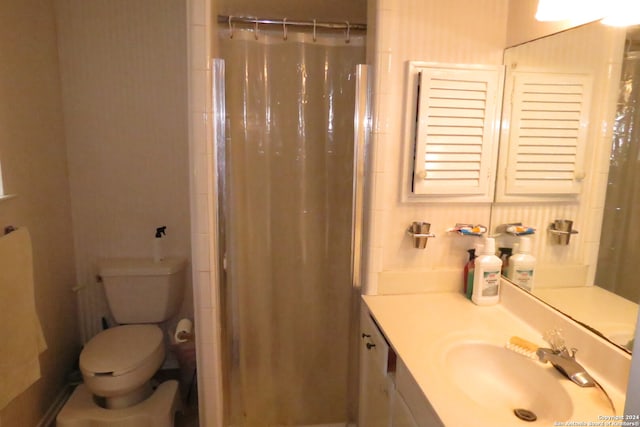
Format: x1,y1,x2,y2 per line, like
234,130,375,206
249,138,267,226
411,65,504,202
498,72,592,201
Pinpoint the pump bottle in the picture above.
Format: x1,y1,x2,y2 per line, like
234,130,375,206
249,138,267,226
464,248,476,300
507,236,536,291
471,237,502,306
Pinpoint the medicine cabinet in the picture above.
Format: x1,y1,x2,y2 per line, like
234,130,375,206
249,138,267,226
403,61,594,203
404,62,504,203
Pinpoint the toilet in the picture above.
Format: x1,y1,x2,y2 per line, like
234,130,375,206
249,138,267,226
57,256,187,427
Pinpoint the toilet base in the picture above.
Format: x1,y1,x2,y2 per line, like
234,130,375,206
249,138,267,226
56,380,181,427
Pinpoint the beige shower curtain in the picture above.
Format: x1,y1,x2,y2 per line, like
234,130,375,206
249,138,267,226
596,52,640,302
220,28,365,426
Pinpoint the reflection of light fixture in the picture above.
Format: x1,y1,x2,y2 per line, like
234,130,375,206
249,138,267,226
535,0,605,23
536,0,640,26
601,0,640,26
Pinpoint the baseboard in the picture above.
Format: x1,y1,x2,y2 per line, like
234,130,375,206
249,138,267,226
37,384,76,427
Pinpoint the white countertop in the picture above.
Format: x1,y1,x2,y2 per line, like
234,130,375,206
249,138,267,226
363,291,627,426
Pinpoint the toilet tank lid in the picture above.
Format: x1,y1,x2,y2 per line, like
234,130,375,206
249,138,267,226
98,257,186,277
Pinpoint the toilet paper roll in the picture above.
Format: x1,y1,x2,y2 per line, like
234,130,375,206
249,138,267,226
174,318,193,343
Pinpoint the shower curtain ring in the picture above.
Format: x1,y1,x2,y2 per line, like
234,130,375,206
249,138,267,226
283,17,288,40
254,20,259,40
228,16,234,39
345,21,351,44
313,19,317,42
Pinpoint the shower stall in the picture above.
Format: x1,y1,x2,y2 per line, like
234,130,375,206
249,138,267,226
212,17,367,426
596,48,640,303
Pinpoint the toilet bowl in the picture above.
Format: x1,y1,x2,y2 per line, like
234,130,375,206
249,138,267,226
58,256,187,426
80,324,165,409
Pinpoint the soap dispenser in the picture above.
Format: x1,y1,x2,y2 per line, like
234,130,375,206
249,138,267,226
507,236,536,291
471,237,502,306
153,226,167,263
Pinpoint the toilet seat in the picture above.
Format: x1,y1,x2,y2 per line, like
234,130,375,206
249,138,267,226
81,324,164,377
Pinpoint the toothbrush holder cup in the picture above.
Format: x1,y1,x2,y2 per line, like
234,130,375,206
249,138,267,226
549,219,579,245
407,222,435,249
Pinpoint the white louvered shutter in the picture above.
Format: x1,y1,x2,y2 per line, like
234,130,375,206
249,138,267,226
412,65,503,200
503,72,592,197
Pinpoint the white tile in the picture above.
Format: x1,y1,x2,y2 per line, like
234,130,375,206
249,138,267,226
370,132,386,173
373,90,390,135
363,246,382,295
584,207,604,243
195,194,209,234
190,69,207,113
375,8,394,53
197,271,212,309
190,25,207,71
194,153,208,195
370,208,387,248
372,171,388,211
188,0,206,27
191,112,207,155
194,232,211,272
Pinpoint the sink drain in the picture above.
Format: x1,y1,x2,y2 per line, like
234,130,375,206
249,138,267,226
513,408,537,422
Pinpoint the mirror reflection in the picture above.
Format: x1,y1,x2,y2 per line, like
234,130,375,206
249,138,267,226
493,22,639,353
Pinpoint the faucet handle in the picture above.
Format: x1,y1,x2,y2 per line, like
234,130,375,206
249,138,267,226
543,329,566,353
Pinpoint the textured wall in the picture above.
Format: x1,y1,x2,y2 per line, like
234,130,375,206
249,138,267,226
0,0,78,425
365,0,509,294
55,0,191,342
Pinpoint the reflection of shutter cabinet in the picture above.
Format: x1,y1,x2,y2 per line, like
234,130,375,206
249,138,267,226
412,64,504,202
501,73,592,199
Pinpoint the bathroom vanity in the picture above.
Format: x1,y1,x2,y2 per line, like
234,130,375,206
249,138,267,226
359,281,631,426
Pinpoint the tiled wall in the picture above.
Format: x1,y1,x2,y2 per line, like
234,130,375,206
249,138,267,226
365,0,509,294
0,0,78,425
187,0,224,425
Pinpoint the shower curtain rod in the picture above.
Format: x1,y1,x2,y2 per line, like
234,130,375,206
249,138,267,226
218,15,367,31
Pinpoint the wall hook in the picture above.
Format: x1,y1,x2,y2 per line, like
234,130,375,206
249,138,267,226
282,17,288,40
228,16,234,39
313,19,317,41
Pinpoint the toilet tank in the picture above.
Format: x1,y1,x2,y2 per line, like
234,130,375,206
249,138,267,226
98,257,187,324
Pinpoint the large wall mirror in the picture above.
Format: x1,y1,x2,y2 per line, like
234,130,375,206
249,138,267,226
492,21,640,353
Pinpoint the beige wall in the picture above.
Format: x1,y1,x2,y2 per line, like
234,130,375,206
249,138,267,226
0,1,79,425
55,0,191,343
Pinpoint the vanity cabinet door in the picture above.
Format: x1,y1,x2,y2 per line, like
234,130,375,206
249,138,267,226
390,389,419,427
358,309,392,427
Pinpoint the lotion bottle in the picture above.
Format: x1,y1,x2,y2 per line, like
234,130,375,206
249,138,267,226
507,236,536,291
472,237,502,306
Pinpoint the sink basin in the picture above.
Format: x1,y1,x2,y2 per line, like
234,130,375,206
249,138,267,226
445,342,573,423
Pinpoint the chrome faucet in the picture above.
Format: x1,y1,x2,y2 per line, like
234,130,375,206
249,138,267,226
536,329,595,387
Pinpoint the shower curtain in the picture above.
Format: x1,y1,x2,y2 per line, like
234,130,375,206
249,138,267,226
596,52,640,302
219,28,365,426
